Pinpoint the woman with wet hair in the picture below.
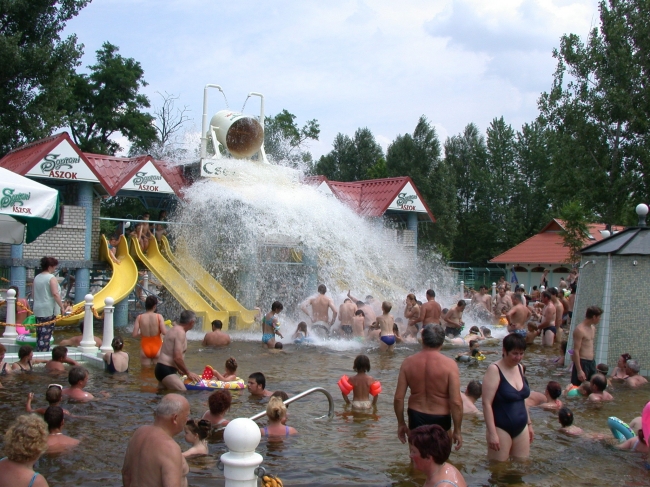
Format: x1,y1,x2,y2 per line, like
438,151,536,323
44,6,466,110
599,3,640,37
408,424,467,487
0,414,49,486
482,333,532,461
182,419,211,457
612,353,632,380
202,390,232,427
103,336,129,373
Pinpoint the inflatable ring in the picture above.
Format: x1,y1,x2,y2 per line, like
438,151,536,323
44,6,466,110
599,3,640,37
608,416,635,442
15,334,54,348
183,376,246,391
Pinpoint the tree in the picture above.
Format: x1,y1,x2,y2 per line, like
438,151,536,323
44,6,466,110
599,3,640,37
314,127,384,181
386,116,457,252
0,0,88,156
264,109,319,169
558,200,594,265
129,91,191,160
538,0,648,227
65,42,157,155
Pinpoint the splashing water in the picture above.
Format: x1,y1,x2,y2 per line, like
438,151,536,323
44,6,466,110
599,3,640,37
172,157,456,326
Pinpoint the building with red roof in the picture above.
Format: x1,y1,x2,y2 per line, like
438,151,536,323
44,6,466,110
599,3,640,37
303,175,435,255
489,219,625,290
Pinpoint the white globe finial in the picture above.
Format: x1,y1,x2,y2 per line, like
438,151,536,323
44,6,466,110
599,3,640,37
104,297,114,306
223,418,261,452
85,294,94,304
6,288,16,298
636,203,649,216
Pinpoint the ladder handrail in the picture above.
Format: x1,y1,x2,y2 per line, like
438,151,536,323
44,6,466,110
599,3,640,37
249,387,334,422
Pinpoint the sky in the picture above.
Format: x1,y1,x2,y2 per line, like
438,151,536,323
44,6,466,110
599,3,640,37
63,0,600,159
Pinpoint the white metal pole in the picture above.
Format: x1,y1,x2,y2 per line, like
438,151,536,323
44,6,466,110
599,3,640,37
100,297,115,354
459,281,464,300
1,288,18,343
491,282,497,298
78,294,98,353
201,84,224,159
220,418,263,487
143,273,149,293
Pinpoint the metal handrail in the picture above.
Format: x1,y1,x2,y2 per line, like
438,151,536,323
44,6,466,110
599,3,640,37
248,387,334,422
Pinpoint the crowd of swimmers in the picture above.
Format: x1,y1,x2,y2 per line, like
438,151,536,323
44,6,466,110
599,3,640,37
1,276,650,487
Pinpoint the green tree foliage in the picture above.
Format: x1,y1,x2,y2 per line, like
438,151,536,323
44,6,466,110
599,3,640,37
558,200,594,265
315,128,384,181
538,0,649,227
386,116,457,251
65,42,157,155
264,109,319,169
0,0,87,156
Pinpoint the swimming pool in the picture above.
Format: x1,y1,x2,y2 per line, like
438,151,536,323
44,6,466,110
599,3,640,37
0,326,648,487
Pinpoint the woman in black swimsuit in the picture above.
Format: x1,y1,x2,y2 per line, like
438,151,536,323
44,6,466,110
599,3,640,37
482,333,532,461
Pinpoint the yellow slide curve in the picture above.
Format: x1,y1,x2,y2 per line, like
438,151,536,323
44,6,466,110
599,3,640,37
57,235,138,326
160,236,257,329
130,236,229,331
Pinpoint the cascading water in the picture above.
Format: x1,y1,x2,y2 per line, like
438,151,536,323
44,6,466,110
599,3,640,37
171,157,456,332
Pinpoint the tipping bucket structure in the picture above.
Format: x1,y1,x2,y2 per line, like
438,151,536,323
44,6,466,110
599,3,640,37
210,110,264,159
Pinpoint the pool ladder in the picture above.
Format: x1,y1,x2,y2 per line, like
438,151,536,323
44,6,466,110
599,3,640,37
249,387,334,421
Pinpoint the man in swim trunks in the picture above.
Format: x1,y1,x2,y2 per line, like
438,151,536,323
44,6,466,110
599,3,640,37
337,298,357,337
537,291,556,346
419,289,442,326
122,394,191,487
571,306,602,386
132,295,167,366
505,293,531,337
301,284,338,332
394,324,463,450
154,310,201,390
202,319,231,347
442,300,466,338
377,301,396,351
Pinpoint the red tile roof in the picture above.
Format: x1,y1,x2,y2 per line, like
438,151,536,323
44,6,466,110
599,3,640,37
0,132,107,187
151,159,187,198
490,219,626,264
83,152,149,196
304,176,435,222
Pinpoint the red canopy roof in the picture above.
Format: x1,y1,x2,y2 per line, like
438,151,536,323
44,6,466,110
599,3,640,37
490,219,626,264
303,176,435,222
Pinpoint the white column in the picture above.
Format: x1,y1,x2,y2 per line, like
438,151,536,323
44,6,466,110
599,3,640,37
220,418,263,487
491,282,497,298
78,294,98,353
1,288,18,344
459,281,464,300
100,297,115,354
143,273,149,293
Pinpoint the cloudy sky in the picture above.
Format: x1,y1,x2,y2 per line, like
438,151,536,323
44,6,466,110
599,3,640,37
64,0,600,158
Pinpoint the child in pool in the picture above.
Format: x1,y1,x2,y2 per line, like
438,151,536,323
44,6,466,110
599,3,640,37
182,419,210,457
202,390,231,427
62,299,74,315
26,384,70,416
558,406,608,439
207,357,238,382
292,322,309,341
565,381,591,398
526,322,541,345
456,340,497,361
340,354,380,410
44,346,78,372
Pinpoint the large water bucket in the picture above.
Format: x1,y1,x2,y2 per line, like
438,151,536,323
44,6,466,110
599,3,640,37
210,110,264,159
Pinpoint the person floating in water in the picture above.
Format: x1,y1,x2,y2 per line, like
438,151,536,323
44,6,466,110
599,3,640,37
339,354,381,410
261,301,284,349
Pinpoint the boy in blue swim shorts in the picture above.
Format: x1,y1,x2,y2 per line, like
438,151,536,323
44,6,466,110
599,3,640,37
378,301,396,351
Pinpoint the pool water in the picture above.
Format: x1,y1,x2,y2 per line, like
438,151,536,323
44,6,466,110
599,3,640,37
1,325,649,487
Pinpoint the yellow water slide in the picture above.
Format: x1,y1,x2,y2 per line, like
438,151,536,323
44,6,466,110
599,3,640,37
57,235,138,326
159,237,258,329
130,236,229,331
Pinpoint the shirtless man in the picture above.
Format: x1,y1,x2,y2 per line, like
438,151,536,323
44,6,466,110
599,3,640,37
493,286,512,317
154,310,201,391
419,289,442,326
624,360,648,388
202,319,231,347
549,287,565,342
442,300,466,338
505,293,531,337
462,380,482,415
132,295,167,365
337,298,357,337
571,306,602,386
301,284,337,331
122,394,191,487
394,324,463,450
536,291,556,346
403,293,421,337
377,301,396,351
352,310,365,340
58,323,103,348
